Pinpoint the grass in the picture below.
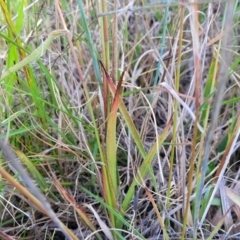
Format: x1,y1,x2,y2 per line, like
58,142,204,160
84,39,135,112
0,0,240,239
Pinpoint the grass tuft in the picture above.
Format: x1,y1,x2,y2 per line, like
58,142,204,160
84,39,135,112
0,0,240,239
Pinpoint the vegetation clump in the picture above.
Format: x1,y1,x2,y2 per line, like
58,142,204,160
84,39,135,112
0,0,239,239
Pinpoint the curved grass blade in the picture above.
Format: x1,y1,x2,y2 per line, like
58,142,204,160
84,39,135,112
99,61,147,159
0,30,66,82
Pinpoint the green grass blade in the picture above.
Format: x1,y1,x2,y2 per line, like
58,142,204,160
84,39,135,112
76,0,102,83
0,30,66,82
14,149,49,193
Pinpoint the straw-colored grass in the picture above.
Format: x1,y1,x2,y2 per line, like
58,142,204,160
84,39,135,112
0,0,240,239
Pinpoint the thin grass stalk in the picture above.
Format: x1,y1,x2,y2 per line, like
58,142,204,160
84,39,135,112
194,4,221,224
83,86,114,228
181,2,201,238
99,0,111,124
99,0,110,72
200,59,219,128
54,0,63,158
186,0,201,237
194,0,235,234
76,0,102,83
145,187,170,240
213,118,240,184
112,0,118,83
166,2,184,221
153,0,169,87
194,39,220,222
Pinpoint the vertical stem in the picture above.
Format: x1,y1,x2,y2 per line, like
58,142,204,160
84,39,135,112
112,0,118,83
99,0,110,120
166,3,185,211
181,1,201,238
196,0,235,231
99,0,110,72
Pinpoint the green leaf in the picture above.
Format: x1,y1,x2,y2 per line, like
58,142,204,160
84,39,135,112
15,1,24,34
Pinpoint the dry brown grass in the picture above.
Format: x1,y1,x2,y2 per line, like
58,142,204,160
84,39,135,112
0,0,240,239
